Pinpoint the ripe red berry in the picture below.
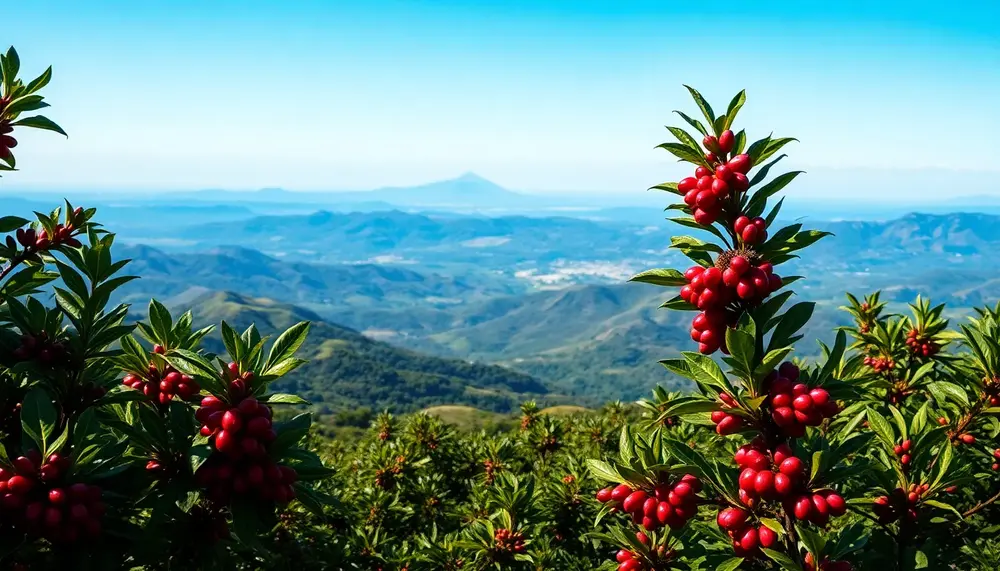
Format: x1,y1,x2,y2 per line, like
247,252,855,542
596,488,613,503
221,410,243,432
623,490,648,514
718,130,735,153
702,267,722,288
739,527,759,551
13,456,36,476
7,475,33,495
793,495,813,520
758,525,777,548
779,456,804,477
703,135,719,152
237,397,260,416
729,256,750,275
716,415,743,435
611,484,632,503
754,470,775,497
736,279,755,299
717,507,748,530
48,488,66,505
825,492,847,516
678,177,697,192
695,166,711,178
793,394,814,412
728,154,752,174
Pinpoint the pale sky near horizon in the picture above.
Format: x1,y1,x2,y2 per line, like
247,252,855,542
4,1,999,199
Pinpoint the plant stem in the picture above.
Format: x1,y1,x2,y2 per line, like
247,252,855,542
963,487,1000,518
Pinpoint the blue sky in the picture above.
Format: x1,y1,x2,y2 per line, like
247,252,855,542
5,0,999,199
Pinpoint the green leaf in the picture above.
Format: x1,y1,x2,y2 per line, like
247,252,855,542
762,548,803,570
796,524,827,563
11,115,67,137
683,85,716,131
0,216,28,233
264,321,310,372
746,171,804,218
759,517,785,534
20,387,57,455
263,393,310,405
767,302,815,352
866,408,896,448
932,439,953,489
756,137,798,166
722,90,746,131
657,142,709,166
674,110,708,136
147,299,173,341
586,459,623,483
683,352,734,395
922,499,963,519
666,126,702,152
717,558,745,571
725,316,756,379
630,268,687,287
24,66,52,95
269,413,312,458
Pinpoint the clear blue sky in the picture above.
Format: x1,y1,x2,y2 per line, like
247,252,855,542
5,0,999,198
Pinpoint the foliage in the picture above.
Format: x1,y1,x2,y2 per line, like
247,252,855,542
578,86,1000,571
5,46,1000,571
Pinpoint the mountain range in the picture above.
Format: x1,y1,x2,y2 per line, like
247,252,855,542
99,210,1000,404
145,290,559,415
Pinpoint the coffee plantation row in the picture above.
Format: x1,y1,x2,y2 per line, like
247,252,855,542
3,46,1000,570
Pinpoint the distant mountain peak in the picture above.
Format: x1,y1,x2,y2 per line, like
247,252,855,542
454,172,490,183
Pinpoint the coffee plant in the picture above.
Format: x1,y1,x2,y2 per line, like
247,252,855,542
584,87,1000,571
5,47,1000,571
0,47,334,569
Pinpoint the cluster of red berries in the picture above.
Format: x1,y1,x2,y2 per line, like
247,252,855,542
0,453,105,543
991,449,1000,471
804,553,854,571
612,532,675,571
733,216,767,245
14,213,84,251
196,394,276,455
0,119,15,160
596,474,702,531
873,484,928,524
683,256,783,354
122,346,200,404
195,454,298,506
11,332,68,365
483,459,497,485
764,363,839,438
677,148,752,226
716,507,778,557
614,549,647,571
893,439,913,469
734,441,847,524
374,456,406,490
493,528,526,554
905,329,939,357
711,392,745,435
863,355,895,373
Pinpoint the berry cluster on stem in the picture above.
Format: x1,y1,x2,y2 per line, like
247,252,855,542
596,474,702,533
0,452,105,543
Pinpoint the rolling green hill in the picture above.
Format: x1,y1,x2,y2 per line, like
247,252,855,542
153,291,562,414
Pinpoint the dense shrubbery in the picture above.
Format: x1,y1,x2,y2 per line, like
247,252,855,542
5,46,1000,571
